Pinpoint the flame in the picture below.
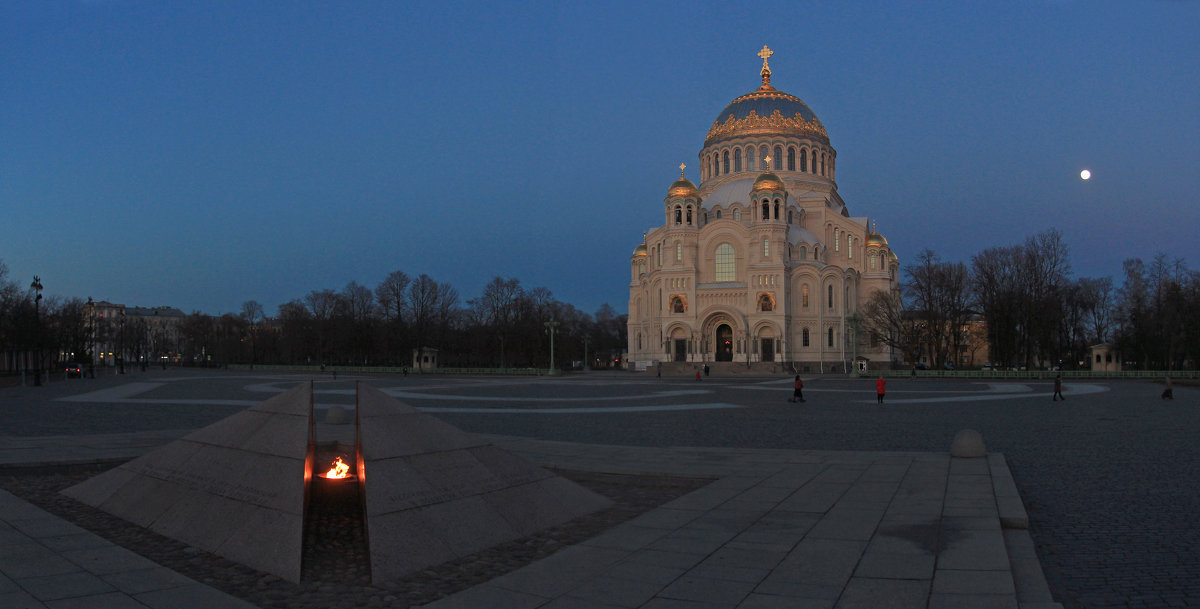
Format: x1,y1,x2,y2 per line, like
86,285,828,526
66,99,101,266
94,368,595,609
323,457,350,479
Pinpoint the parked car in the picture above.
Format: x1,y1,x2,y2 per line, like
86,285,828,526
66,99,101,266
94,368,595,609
64,363,84,378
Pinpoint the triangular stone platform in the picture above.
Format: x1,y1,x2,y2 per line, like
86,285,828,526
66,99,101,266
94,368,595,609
356,384,613,582
63,382,315,582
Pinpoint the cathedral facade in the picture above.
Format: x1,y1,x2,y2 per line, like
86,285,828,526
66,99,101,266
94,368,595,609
627,47,899,372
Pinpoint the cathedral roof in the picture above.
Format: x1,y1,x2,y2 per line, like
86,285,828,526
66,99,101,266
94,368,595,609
705,48,828,147
787,226,821,246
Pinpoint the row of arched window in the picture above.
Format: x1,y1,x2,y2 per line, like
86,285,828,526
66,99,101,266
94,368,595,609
703,143,831,181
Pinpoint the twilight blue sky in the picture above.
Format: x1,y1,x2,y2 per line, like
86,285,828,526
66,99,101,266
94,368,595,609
3,1,1198,316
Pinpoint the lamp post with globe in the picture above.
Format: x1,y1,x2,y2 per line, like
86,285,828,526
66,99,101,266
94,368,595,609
544,319,560,375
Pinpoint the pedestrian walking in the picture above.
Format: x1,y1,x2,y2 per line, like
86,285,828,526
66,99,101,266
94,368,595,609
790,375,805,402
696,368,701,381
876,375,886,404
1162,376,1174,400
656,362,662,378
1052,374,1065,401
704,364,710,377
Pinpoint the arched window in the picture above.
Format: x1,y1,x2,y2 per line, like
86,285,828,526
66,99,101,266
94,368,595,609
847,236,853,258
798,246,807,261
762,201,770,220
702,212,707,224
716,210,722,219
723,151,730,174
638,334,642,349
675,242,682,261
814,246,819,260
674,206,681,224
800,148,808,172
821,153,826,176
774,200,780,219
715,244,735,282
734,209,741,221
870,254,877,270
763,239,770,257
802,328,810,347
827,284,834,309
773,146,783,170
759,294,773,311
747,147,756,172
734,148,742,172
787,210,792,224
712,154,719,177
686,207,692,225
835,229,840,251
787,147,796,171
639,263,645,275
811,150,817,173
828,327,834,347
802,284,810,307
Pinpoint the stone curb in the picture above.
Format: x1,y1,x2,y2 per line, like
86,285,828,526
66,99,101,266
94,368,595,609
988,453,1030,529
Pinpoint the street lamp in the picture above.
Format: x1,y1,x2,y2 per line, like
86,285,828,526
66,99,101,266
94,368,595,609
544,319,560,375
31,276,43,386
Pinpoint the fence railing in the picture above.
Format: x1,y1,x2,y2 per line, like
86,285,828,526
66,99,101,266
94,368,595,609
875,369,1197,380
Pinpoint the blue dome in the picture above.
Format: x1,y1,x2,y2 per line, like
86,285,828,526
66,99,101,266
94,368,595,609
705,84,828,146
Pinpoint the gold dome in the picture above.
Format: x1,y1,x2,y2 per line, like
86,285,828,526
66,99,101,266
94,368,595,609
667,177,699,199
633,243,648,257
751,171,785,192
866,233,888,247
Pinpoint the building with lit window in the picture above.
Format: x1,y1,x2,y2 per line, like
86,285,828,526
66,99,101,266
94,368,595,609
627,47,900,372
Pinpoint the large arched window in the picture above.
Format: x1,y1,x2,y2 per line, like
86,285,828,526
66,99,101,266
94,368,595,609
734,148,742,172
827,284,834,309
800,148,808,172
723,151,730,174
674,206,682,224
773,146,783,170
715,244,735,282
762,201,770,220
787,147,796,171
747,147,757,172
734,209,741,221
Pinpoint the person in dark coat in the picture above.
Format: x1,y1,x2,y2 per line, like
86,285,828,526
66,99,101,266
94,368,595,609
1162,376,1174,400
1052,374,1065,401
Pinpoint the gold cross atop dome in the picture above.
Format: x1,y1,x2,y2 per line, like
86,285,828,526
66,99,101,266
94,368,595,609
758,45,773,86
679,163,686,178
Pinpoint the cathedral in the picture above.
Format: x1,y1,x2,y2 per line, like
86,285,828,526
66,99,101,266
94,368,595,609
627,47,899,372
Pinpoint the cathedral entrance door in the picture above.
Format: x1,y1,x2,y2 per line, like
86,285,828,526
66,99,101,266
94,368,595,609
673,339,687,362
715,325,733,362
761,338,774,362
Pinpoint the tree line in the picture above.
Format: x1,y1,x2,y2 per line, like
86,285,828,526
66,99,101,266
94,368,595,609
862,229,1200,371
0,262,628,372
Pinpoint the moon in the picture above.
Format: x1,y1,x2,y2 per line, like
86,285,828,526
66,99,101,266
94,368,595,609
1080,169,1091,180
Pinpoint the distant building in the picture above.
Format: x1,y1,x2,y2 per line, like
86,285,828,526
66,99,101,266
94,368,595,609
86,300,186,366
1090,343,1122,372
627,47,899,371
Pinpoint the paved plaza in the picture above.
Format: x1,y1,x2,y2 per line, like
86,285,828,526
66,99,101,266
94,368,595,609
2,368,1197,608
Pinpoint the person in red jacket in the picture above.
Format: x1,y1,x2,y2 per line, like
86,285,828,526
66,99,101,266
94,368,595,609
789,375,805,402
876,375,886,404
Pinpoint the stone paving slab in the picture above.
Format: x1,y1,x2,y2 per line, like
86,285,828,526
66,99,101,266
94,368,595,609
0,489,256,609
416,438,1065,609
0,428,1064,609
